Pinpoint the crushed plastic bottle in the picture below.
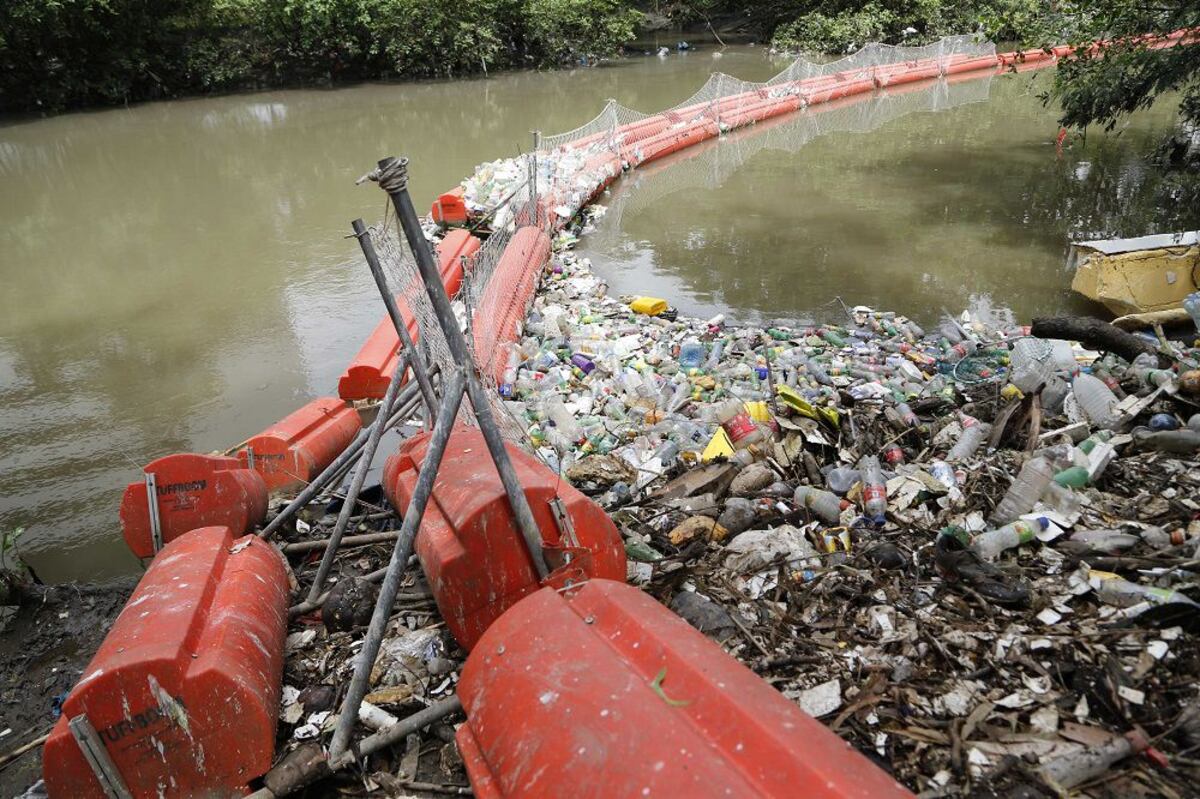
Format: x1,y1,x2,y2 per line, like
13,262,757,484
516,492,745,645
970,517,1048,560
1183,291,1200,333
1009,338,1056,393
990,456,1055,525
1131,426,1200,454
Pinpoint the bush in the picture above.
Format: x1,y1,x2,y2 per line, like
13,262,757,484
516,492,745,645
0,0,640,113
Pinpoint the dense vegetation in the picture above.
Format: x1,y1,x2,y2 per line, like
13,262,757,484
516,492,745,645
0,0,641,113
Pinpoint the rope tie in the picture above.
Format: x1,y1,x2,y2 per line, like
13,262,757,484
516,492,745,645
356,156,410,194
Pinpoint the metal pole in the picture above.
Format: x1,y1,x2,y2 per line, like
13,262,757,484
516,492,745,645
258,374,427,539
529,131,539,227
304,351,408,606
331,694,463,769
351,219,438,423
327,368,467,762
369,157,549,581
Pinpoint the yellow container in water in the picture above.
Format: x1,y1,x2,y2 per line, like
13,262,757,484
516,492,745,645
629,296,668,316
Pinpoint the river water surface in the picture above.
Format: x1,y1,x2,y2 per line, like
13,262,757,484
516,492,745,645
1,47,1196,582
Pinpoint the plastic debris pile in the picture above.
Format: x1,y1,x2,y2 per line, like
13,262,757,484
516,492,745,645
470,205,1200,796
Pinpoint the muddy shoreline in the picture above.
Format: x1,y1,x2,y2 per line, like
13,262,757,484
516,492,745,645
0,577,136,794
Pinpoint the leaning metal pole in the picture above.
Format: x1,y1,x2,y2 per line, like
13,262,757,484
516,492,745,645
370,156,550,579
327,368,467,761
303,347,409,606
258,374,428,540
351,218,439,423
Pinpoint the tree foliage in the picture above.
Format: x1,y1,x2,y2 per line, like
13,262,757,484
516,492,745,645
0,0,640,113
1031,1,1200,131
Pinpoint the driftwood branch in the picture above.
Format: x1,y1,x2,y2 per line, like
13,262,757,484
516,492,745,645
1031,315,1159,364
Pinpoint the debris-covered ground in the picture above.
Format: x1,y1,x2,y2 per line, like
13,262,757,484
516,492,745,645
0,577,137,795
266,205,1200,798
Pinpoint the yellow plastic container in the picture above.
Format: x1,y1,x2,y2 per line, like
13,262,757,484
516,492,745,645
629,296,669,316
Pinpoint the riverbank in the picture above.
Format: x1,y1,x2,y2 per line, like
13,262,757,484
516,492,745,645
0,577,136,794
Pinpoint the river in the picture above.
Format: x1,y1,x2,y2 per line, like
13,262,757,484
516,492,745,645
0,46,1195,583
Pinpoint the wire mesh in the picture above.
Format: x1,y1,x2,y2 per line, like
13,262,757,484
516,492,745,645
366,35,1000,445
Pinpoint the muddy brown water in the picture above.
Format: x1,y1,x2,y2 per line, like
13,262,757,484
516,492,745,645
0,47,1195,583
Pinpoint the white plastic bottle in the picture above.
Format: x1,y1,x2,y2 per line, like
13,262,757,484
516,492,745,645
946,415,991,462
990,456,1056,524
1072,373,1120,430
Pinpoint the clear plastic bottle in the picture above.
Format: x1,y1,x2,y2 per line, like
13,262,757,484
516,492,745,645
941,339,978,365
544,400,583,444
825,467,860,494
970,517,1048,560
1009,338,1055,393
1140,526,1189,549
946,415,991,462
859,455,887,523
1067,529,1140,553
1090,570,1200,608
1183,290,1200,333
1072,373,1120,430
990,456,1056,524
1128,352,1175,388
793,486,846,524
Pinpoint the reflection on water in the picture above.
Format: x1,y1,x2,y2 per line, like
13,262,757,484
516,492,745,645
0,49,1195,582
0,48,781,582
579,70,1200,326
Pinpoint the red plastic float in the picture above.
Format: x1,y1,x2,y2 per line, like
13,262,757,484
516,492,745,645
43,526,289,798
119,453,267,559
338,229,480,400
383,426,625,651
236,396,361,491
457,579,913,799
470,226,551,384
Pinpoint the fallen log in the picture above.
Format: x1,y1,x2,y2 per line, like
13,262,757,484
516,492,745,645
1031,315,1160,364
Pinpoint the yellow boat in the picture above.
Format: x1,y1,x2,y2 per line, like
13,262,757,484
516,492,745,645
1069,230,1200,315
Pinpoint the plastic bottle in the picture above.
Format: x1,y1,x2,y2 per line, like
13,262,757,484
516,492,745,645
825,467,861,495
1009,338,1055,393
881,443,905,465
1076,430,1113,456
929,459,957,488
1040,729,1149,791
946,416,991,462
1131,427,1200,454
1067,529,1140,553
1128,352,1175,388
970,517,1048,560
1190,414,1200,433
941,339,978,366
498,348,520,398
894,402,919,427
1140,526,1189,549
990,456,1056,524
1089,570,1200,609
793,486,847,524
1053,466,1090,488
1072,373,1120,430
859,455,887,523
678,340,705,370
544,400,583,444
1183,291,1200,333
715,400,764,450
